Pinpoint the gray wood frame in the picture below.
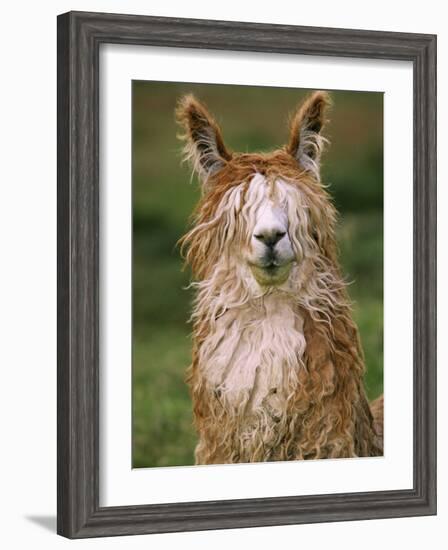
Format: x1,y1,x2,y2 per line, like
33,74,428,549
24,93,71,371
57,10,437,539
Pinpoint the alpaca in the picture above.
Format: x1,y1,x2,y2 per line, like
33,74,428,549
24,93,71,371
176,91,383,465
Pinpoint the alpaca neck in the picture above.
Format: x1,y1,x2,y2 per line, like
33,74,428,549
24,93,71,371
197,290,306,416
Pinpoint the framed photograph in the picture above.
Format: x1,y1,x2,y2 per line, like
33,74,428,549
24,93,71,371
57,11,437,538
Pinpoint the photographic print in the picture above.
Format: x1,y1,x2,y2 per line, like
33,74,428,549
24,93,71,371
132,82,384,468
58,12,436,537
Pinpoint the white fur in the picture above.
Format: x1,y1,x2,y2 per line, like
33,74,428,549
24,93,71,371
182,128,226,186
296,127,328,181
199,293,306,413
246,174,295,274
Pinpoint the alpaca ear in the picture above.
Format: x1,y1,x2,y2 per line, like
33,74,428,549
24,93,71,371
286,91,331,180
176,95,231,183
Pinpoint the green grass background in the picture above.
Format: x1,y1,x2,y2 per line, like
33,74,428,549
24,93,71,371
132,82,383,468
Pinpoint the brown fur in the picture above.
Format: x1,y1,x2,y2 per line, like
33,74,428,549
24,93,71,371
177,92,383,464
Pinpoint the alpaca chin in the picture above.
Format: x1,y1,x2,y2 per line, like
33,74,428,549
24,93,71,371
250,263,293,286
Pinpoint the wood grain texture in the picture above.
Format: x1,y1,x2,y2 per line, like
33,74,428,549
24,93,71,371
57,10,437,538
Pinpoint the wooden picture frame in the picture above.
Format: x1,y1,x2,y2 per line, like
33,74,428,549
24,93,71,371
57,10,437,538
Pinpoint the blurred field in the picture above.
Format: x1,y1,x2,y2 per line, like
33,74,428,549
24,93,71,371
132,82,383,468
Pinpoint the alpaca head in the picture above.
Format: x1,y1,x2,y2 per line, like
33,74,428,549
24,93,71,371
177,91,337,293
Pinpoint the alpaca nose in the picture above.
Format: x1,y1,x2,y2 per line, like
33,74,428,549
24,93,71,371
254,230,286,248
